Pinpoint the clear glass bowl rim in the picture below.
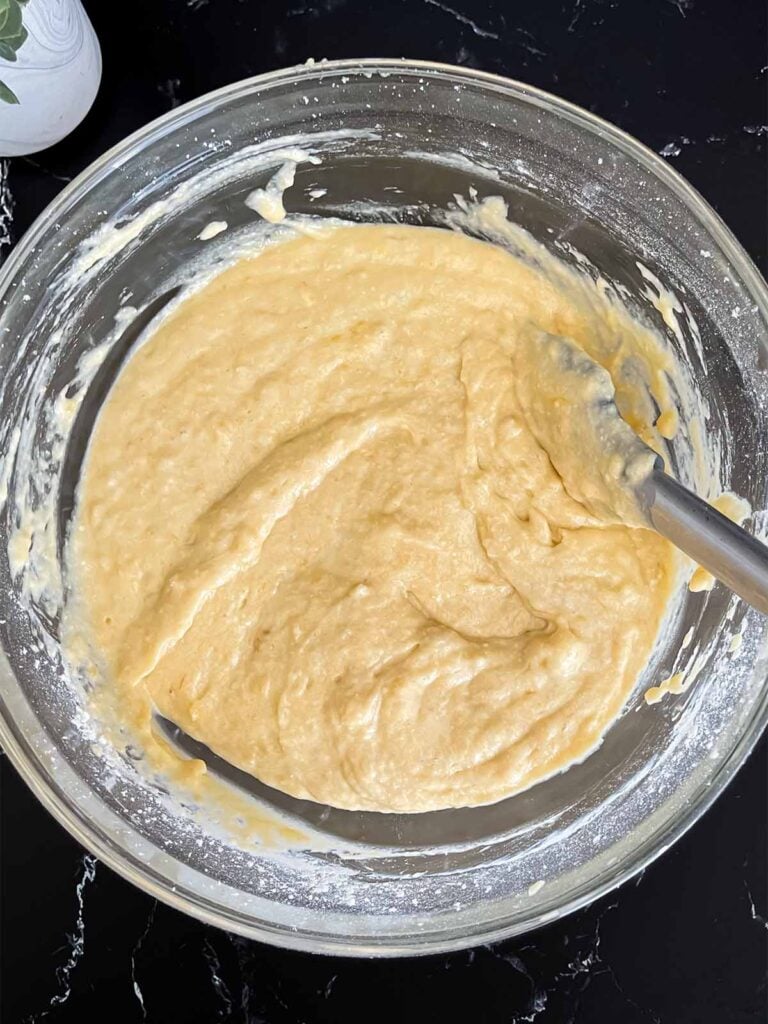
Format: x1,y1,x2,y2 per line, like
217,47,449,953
1,58,767,956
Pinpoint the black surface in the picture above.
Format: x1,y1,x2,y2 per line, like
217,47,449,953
1,1,767,1021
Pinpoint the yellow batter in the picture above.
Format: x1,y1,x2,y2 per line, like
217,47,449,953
66,222,677,813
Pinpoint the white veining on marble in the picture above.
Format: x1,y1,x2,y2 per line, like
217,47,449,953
44,855,97,1014
476,897,668,1024
743,879,768,931
659,138,690,157
130,901,157,1020
492,947,541,1020
202,937,234,1019
666,0,695,16
567,0,584,33
0,159,13,253
510,25,547,58
19,155,72,183
423,0,499,40
659,126,767,159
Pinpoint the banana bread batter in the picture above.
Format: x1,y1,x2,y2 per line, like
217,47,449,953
66,222,677,812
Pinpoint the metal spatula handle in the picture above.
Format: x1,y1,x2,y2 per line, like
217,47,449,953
647,467,768,615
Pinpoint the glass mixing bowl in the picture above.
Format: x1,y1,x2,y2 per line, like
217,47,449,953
0,60,767,956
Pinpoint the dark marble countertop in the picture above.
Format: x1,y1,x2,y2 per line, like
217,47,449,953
1,1,766,1021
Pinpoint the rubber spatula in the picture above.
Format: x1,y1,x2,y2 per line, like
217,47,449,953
519,331,768,615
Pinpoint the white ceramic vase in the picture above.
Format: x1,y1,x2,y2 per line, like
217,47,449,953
0,0,101,157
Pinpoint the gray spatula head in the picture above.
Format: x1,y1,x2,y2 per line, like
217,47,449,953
519,330,768,615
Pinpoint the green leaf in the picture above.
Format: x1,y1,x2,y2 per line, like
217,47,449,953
0,77,18,103
0,1,22,42
16,0,29,5
0,40,16,61
0,1,10,36
2,23,26,51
